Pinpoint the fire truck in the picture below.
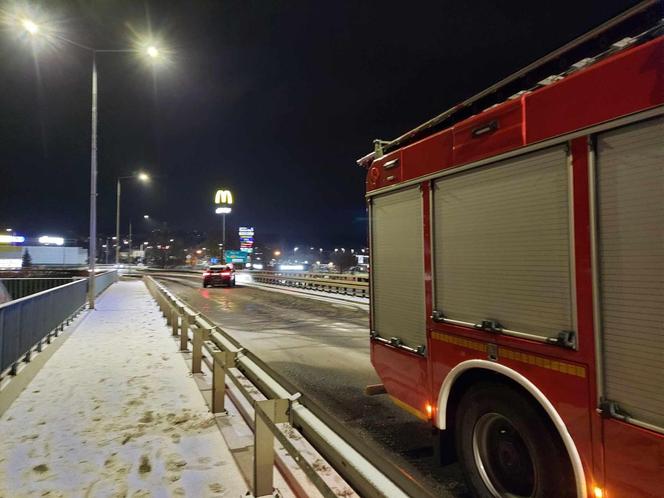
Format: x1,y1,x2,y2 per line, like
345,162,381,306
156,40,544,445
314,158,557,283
359,2,662,497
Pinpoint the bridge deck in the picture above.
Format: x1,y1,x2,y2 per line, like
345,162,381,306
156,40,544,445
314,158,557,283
0,280,247,497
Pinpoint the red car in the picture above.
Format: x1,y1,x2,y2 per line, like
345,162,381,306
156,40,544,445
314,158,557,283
202,265,235,288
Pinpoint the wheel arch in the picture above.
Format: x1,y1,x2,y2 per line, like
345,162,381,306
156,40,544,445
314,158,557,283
435,359,587,498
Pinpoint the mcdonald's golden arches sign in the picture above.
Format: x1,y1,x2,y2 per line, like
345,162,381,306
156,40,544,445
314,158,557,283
214,189,233,205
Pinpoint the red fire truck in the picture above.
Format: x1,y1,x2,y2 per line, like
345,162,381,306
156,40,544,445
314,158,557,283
359,2,662,497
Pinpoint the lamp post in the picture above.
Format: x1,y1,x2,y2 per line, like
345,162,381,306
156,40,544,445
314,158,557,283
214,189,233,264
116,172,150,265
215,206,231,261
18,17,163,308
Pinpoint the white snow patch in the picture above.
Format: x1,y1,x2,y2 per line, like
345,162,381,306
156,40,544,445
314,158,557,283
0,280,248,497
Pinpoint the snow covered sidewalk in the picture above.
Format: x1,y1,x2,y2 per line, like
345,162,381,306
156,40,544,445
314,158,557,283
0,280,248,498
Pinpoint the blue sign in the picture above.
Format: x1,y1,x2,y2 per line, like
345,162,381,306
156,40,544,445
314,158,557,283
210,257,219,264
224,250,248,263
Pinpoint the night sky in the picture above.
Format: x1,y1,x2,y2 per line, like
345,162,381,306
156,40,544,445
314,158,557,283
0,0,640,247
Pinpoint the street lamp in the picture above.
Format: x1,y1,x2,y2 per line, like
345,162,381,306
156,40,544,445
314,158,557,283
21,19,39,35
17,16,165,308
116,172,150,265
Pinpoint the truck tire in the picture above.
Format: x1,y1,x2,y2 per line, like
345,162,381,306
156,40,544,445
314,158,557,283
455,381,575,498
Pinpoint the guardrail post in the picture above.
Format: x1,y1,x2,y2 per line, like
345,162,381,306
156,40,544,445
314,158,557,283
180,312,190,352
207,344,236,414
253,398,289,497
191,326,209,374
171,307,179,336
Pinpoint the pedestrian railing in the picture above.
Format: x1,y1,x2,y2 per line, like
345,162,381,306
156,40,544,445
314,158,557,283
144,275,417,498
0,278,78,300
0,270,118,378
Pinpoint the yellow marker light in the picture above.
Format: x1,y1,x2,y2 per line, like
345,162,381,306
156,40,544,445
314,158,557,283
22,19,39,35
425,403,433,419
593,486,604,498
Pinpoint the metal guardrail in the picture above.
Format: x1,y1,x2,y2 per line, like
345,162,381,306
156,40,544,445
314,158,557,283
138,268,371,299
0,278,78,300
144,275,430,498
0,270,118,377
249,271,369,298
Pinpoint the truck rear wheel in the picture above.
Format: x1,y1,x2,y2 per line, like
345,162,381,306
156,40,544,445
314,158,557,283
455,381,575,498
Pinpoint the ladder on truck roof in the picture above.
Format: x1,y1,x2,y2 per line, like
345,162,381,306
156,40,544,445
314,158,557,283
358,0,663,166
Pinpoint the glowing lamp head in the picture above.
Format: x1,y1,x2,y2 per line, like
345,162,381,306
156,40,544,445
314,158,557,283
22,19,39,35
593,487,604,498
137,172,150,182
146,46,159,58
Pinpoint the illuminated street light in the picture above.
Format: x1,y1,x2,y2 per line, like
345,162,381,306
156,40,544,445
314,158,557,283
274,250,281,257
14,13,169,308
116,171,151,265
21,19,39,35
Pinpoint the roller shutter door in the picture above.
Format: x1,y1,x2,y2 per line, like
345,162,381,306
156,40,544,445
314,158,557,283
433,146,572,339
371,187,426,350
597,117,663,429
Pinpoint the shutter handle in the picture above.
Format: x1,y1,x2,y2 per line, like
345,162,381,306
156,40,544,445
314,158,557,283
474,320,503,333
431,310,445,323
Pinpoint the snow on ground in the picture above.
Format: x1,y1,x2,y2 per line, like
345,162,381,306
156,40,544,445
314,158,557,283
0,280,248,498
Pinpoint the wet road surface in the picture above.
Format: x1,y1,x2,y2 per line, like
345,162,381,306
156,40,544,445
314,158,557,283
158,277,469,497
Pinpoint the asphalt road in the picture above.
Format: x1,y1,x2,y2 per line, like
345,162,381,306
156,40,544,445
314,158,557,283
157,276,469,498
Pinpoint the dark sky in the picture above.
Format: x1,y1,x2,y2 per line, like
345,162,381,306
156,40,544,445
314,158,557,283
0,0,641,246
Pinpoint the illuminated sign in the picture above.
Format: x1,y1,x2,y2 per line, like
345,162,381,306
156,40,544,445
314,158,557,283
0,235,25,244
239,226,254,253
38,235,64,246
215,207,232,214
214,189,233,205
224,250,248,263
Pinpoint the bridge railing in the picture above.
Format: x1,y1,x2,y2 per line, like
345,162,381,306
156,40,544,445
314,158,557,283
138,268,371,298
143,275,424,498
0,278,78,300
0,270,118,377
247,271,369,298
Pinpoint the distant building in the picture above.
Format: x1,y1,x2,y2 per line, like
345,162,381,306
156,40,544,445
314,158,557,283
0,246,87,268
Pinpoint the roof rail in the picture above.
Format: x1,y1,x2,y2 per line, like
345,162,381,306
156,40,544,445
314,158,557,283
358,0,663,166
